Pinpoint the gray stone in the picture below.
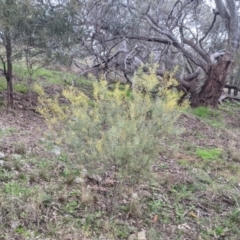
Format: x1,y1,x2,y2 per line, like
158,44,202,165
128,233,137,240
0,152,5,159
51,146,61,156
138,231,146,240
11,221,19,229
0,160,5,166
74,177,84,184
39,138,46,143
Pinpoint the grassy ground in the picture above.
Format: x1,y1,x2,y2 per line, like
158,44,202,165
0,64,92,91
0,67,240,239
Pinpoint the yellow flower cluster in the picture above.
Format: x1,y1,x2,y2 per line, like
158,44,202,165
35,64,188,183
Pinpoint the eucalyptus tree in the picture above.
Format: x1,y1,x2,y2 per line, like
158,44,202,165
120,0,239,107
74,0,239,107
0,0,77,108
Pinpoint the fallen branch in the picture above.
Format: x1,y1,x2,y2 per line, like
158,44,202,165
219,93,240,104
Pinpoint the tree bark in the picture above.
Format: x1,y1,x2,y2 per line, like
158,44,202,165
190,54,232,108
5,32,14,108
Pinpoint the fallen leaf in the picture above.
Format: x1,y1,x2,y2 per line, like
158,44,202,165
188,211,198,219
152,215,158,223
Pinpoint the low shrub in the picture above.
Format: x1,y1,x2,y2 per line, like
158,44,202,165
36,64,188,210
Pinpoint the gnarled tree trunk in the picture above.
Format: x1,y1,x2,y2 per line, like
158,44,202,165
190,54,233,108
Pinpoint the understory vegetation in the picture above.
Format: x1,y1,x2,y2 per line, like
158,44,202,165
1,0,240,238
0,65,240,240
36,65,188,211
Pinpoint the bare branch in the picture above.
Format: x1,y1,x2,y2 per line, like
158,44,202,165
199,11,218,50
182,38,211,64
183,67,201,82
215,0,230,20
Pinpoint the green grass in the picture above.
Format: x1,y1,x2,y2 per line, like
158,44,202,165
13,64,30,80
14,83,28,93
191,106,224,128
1,64,93,97
0,78,28,93
196,148,222,160
0,127,17,138
192,106,215,118
0,77,7,91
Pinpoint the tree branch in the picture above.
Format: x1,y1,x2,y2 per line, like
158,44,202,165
199,11,218,50
127,35,208,71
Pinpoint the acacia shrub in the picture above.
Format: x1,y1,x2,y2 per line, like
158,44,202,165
36,64,187,185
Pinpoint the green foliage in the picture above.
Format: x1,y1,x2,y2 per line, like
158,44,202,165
0,77,7,91
64,201,78,214
37,65,187,186
0,0,78,108
14,83,28,94
1,64,93,97
4,182,29,197
13,65,30,81
0,76,27,93
230,208,240,224
0,127,17,138
149,200,163,212
14,64,66,85
196,148,222,161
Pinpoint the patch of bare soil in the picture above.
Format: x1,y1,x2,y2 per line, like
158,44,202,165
0,104,45,155
224,109,240,128
0,86,71,155
178,112,239,149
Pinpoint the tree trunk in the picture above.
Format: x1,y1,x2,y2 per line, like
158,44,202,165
5,33,14,109
190,54,232,108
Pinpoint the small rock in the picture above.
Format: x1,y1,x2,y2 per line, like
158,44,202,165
138,230,146,240
131,192,139,200
0,152,5,159
11,221,20,229
51,146,61,156
99,234,111,240
0,160,5,166
128,233,137,240
39,138,46,143
74,177,84,184
11,154,22,161
81,168,88,178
